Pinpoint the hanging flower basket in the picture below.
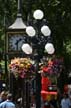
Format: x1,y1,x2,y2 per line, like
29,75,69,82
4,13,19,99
9,58,35,79
39,57,64,76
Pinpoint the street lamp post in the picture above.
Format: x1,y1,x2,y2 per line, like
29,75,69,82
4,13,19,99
22,9,55,108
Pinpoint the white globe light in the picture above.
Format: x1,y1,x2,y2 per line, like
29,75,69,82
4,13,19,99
22,43,32,54
47,47,55,54
41,25,51,36
33,9,44,20
26,26,36,37
45,43,55,54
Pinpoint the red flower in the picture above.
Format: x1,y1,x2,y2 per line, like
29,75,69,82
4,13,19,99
42,67,48,72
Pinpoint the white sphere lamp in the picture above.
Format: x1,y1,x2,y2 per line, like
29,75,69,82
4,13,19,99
22,43,33,54
41,25,51,36
45,43,55,54
26,26,36,37
33,9,44,20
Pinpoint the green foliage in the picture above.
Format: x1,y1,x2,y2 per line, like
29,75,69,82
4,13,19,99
0,60,5,73
65,40,71,55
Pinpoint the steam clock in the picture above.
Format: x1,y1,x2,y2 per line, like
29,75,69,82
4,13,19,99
5,0,27,107
6,14,26,57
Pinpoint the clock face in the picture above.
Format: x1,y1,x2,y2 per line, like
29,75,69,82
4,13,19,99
8,34,26,52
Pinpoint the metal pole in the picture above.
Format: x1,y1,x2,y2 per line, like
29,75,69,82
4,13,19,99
35,56,41,108
4,13,8,88
26,80,30,108
35,20,42,108
18,0,22,14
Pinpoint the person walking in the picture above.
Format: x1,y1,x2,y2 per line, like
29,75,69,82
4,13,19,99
68,95,71,108
0,93,16,108
61,93,70,108
0,91,7,103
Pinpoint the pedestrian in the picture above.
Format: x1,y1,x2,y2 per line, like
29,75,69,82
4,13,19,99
0,91,7,103
61,93,70,108
68,95,71,108
0,93,16,108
